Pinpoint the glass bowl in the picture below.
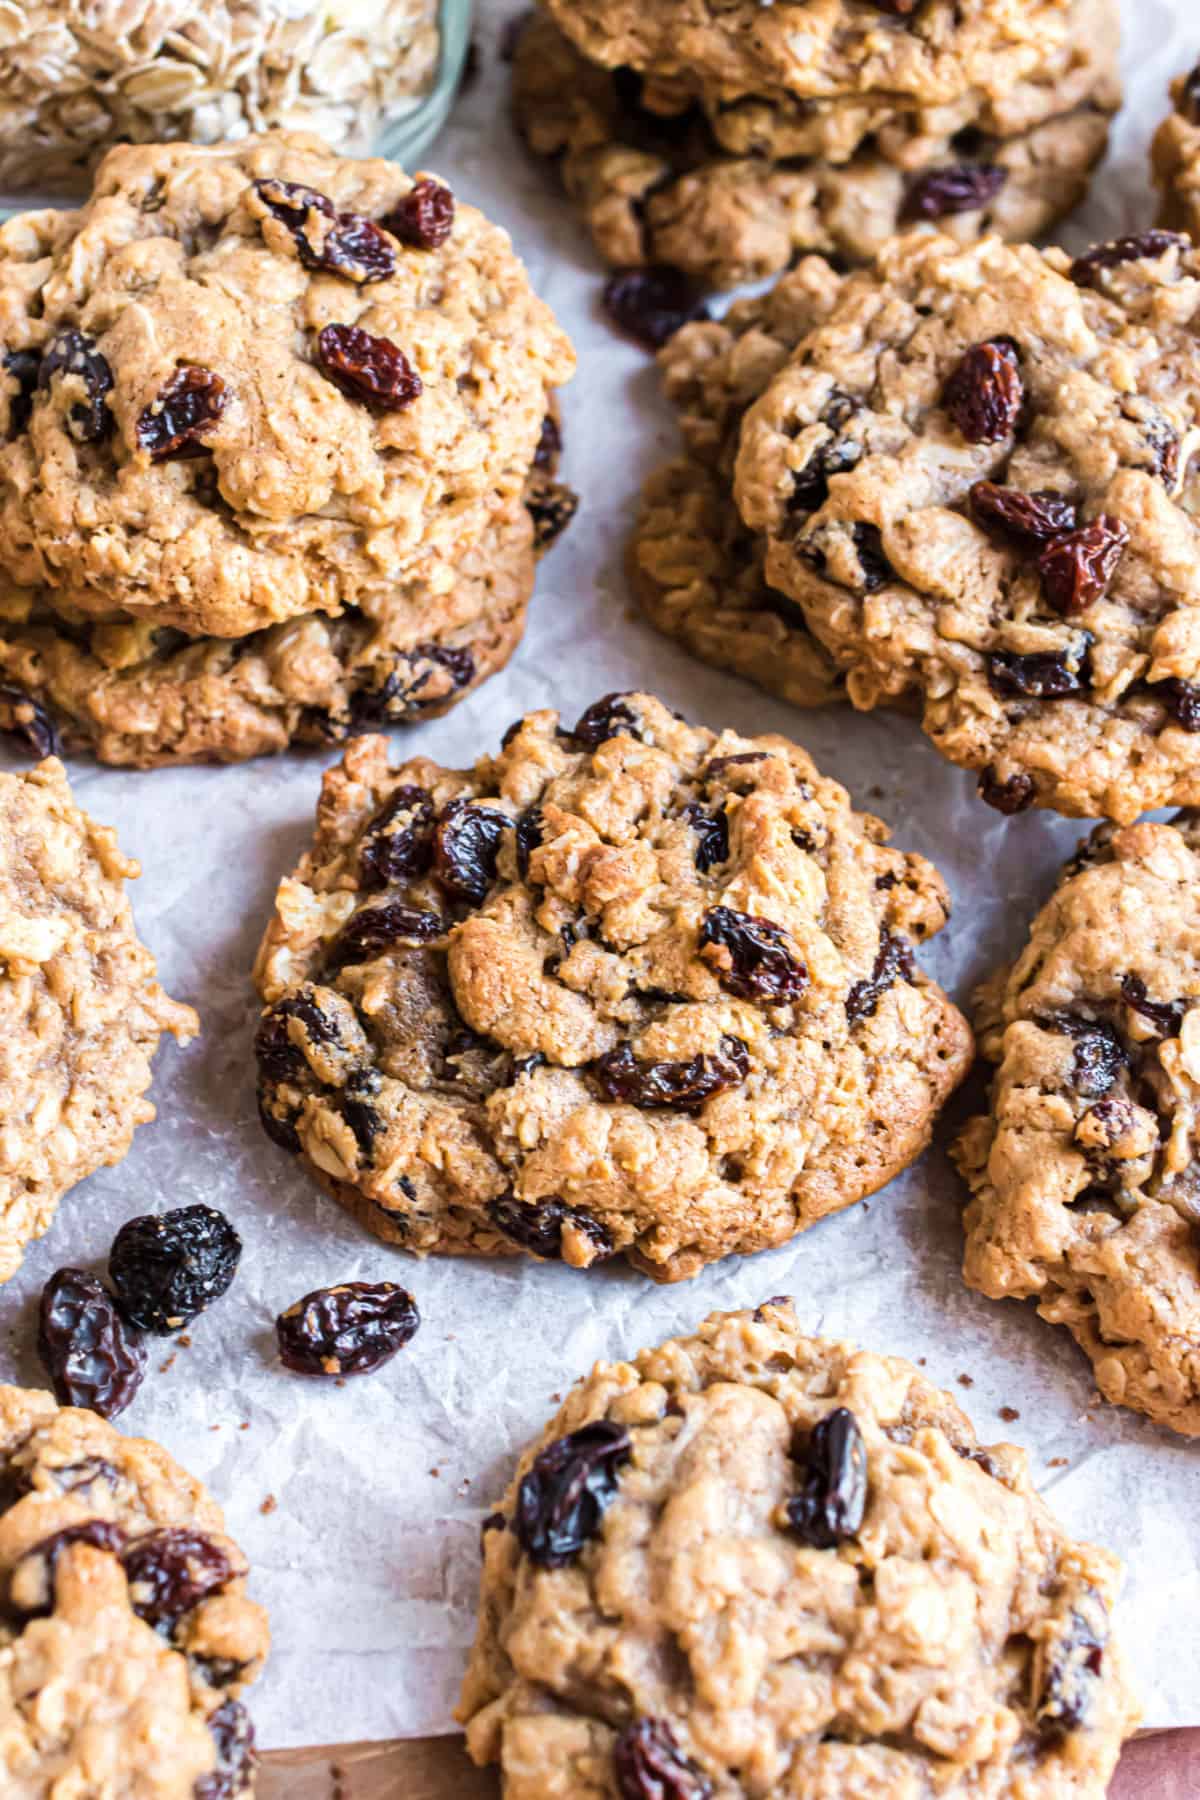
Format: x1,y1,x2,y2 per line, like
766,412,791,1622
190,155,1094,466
377,0,475,168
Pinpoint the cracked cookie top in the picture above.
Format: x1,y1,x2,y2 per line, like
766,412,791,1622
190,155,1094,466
0,758,197,1283
955,816,1200,1438
458,1301,1139,1798
0,132,574,639
252,694,971,1282
0,1384,268,1798
735,230,1200,822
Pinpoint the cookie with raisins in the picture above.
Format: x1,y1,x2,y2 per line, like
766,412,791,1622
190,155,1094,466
252,693,971,1281
458,1301,1139,1797
956,816,1200,1436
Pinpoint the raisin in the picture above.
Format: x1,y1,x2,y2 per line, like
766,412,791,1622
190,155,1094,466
317,323,422,411
4,347,39,435
195,1699,257,1800
109,1206,241,1335
37,1268,146,1420
47,1457,122,1496
515,808,544,878
698,906,806,1003
533,412,561,470
11,1521,127,1616
253,177,396,283
137,365,227,460
342,1072,384,1157
253,992,339,1082
987,640,1091,700
528,479,579,550
488,1195,613,1261
0,684,61,758
1156,678,1200,731
788,404,862,513
970,483,1079,546
786,1407,868,1547
347,642,475,729
901,163,1006,222
869,0,917,11
434,798,511,903
943,338,1023,443
358,785,436,889
1036,1602,1108,1736
614,1718,712,1800
122,1528,233,1631
1120,975,1185,1039
591,1036,749,1110
276,1282,420,1376
1038,517,1128,615
381,178,456,250
602,266,709,351
682,800,728,871
703,751,765,779
845,933,915,1025
572,693,643,747
1069,232,1187,288
1037,1013,1126,1098
328,900,445,968
38,329,114,443
979,766,1036,813
514,1420,632,1566
851,522,893,592
258,1094,301,1154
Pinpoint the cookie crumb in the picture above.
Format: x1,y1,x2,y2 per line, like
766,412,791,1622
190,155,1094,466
260,1494,277,1516
999,1405,1020,1422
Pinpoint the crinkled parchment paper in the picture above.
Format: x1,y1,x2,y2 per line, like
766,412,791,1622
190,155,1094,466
0,0,1195,1749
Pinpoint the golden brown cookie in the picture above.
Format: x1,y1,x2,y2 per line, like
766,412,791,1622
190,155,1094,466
955,816,1200,1438
252,695,971,1282
1152,60,1200,245
0,1383,268,1797
458,1301,1140,1799
0,759,197,1283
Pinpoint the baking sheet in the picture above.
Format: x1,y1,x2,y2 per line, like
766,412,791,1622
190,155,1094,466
0,0,1195,1747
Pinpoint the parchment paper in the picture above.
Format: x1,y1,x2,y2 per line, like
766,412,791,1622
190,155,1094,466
0,0,1195,1748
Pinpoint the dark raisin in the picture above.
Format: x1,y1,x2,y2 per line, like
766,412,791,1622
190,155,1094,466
1036,1602,1109,1736
682,800,728,872
0,684,61,758
845,933,915,1025
253,178,397,282
488,1195,613,1261
195,1699,257,1800
851,522,893,592
703,751,765,779
572,693,643,747
4,347,39,435
515,808,544,878
1156,678,1200,731
527,479,579,550
1069,232,1187,288
591,1036,749,1110
37,1269,146,1420
1120,975,1185,1039
342,1073,385,1157
979,766,1036,813
317,323,422,411
514,1420,632,1566
11,1520,127,1617
943,338,1023,444
1037,1013,1126,1098
602,266,709,351
258,1095,301,1154
358,785,436,889
276,1282,420,1376
109,1206,242,1334
614,1717,712,1800
381,178,456,249
1038,517,1128,615
868,0,917,11
987,639,1091,700
122,1528,232,1631
38,329,114,443
698,906,807,1003
533,412,561,470
329,900,445,968
788,415,862,514
786,1407,868,1547
347,642,475,729
47,1457,122,1495
434,798,511,904
253,992,339,1083
901,163,1006,221
137,365,227,460
970,483,1079,546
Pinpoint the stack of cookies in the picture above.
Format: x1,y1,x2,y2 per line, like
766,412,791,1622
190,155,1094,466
512,0,1121,290
0,132,576,768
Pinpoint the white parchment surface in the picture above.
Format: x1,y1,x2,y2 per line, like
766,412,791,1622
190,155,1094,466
0,0,1195,1749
